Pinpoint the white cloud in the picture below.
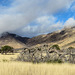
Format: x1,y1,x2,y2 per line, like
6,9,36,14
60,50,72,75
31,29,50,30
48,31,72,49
37,16,56,24
22,16,63,37
21,16,75,37
64,18,75,28
0,0,74,37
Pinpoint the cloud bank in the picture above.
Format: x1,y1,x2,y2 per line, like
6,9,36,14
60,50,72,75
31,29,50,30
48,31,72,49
0,0,75,37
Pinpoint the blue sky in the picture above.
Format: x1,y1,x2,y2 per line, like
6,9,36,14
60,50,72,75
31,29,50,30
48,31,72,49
0,0,12,6
0,0,75,37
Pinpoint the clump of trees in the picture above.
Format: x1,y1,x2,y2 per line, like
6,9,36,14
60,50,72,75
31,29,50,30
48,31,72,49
0,45,13,54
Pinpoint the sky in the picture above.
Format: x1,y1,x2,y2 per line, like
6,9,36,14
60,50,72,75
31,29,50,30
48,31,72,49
0,0,75,37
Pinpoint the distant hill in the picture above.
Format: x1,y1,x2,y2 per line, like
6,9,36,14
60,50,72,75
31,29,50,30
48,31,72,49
26,26,75,48
0,32,29,48
0,26,75,49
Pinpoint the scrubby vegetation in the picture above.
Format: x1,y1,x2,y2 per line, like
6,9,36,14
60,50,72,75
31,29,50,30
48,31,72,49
17,44,75,63
0,44,75,64
0,45,13,54
51,44,60,50
0,44,74,75
47,59,63,63
68,46,74,49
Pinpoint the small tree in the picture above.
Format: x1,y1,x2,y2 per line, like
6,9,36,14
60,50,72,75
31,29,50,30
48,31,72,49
1,45,13,54
51,44,60,50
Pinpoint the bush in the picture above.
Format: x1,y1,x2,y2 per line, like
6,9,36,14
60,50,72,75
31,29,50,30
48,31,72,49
1,45,13,54
68,47,74,50
2,59,8,62
51,44,60,50
47,59,63,63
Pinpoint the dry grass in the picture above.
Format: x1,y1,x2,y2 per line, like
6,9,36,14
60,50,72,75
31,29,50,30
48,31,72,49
0,62,75,75
0,53,19,62
0,54,75,75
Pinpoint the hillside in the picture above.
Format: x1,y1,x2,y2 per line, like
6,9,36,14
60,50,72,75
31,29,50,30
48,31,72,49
0,32,29,48
0,26,75,49
27,26,75,48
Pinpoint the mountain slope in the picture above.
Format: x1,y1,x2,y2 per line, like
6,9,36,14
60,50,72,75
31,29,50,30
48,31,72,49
0,26,75,49
27,26,75,48
0,32,29,48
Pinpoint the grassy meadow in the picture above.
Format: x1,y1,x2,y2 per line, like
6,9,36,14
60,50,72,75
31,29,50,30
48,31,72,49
0,53,75,75
0,62,75,75
0,53,19,62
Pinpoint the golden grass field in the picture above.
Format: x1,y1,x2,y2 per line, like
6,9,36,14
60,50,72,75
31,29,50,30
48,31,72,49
0,62,75,75
0,53,19,62
0,53,75,75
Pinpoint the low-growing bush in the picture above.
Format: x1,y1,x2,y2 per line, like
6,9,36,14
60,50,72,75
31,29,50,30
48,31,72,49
68,47,74,49
51,44,60,50
2,59,8,62
47,59,63,63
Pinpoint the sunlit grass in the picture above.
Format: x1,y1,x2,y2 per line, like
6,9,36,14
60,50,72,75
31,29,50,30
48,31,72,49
0,54,75,75
0,62,75,75
0,53,19,62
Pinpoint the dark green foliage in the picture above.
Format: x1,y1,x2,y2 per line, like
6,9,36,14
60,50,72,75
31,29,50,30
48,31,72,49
2,59,8,62
38,48,41,51
51,44,60,50
47,59,63,63
68,47,74,50
1,45,13,54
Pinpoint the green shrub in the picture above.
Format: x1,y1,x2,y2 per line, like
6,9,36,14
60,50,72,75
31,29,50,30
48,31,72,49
51,44,60,50
68,47,74,50
2,59,8,62
47,59,62,63
38,48,41,51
